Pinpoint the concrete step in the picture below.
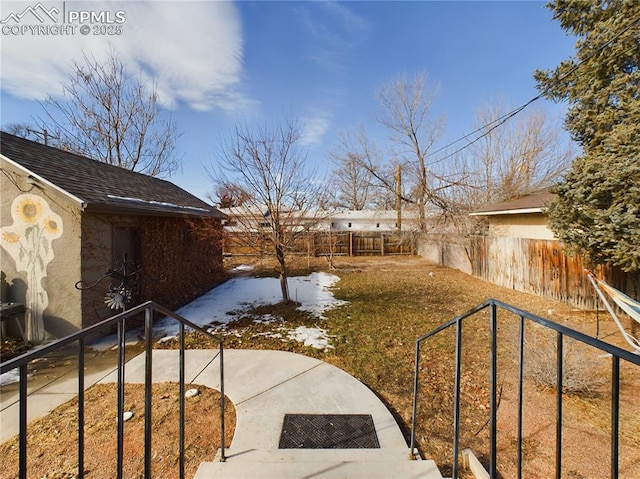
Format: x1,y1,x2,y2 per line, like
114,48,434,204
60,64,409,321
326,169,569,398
195,457,444,479
218,447,420,463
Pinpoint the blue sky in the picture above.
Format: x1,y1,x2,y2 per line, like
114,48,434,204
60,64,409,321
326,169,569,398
0,1,577,202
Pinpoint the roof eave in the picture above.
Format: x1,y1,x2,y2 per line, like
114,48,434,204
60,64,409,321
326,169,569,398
1,154,87,208
84,203,226,219
470,207,544,217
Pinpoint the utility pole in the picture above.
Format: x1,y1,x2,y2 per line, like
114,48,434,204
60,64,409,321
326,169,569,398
396,164,402,231
26,128,59,146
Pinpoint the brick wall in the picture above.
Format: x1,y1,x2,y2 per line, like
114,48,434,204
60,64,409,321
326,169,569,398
138,216,225,311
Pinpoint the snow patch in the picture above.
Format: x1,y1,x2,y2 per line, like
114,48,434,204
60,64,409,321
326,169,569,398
287,326,334,351
84,272,346,352
153,272,345,337
0,368,19,386
232,264,254,272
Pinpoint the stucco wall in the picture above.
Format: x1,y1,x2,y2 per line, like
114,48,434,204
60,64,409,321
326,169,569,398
487,214,554,240
418,234,473,274
1,159,82,341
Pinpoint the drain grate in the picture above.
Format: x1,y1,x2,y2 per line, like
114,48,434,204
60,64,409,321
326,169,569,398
278,414,380,449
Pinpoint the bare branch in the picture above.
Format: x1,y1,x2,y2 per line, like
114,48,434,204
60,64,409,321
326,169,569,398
210,118,328,301
39,50,182,178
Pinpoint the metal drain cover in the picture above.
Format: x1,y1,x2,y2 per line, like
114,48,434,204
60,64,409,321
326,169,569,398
278,414,380,449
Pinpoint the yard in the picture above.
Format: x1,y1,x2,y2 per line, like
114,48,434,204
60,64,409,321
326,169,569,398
1,256,638,478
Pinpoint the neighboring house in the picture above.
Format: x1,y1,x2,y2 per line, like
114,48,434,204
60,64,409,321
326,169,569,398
469,189,555,240
220,207,419,233
220,206,418,257
220,204,321,233
327,210,419,232
466,188,607,308
1,132,226,341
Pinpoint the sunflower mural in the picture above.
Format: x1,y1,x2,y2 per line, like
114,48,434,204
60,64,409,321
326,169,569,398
1,194,63,342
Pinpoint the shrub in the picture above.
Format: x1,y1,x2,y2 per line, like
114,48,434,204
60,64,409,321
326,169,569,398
524,325,607,396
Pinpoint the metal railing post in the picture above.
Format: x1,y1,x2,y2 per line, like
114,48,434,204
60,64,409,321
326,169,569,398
144,306,153,479
78,338,85,478
517,316,525,479
116,319,126,479
220,340,226,462
452,319,463,479
611,356,620,479
19,364,28,479
410,339,421,457
556,332,563,479
489,301,498,478
179,321,186,479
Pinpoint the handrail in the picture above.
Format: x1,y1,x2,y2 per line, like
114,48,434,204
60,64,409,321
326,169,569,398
0,300,226,479
410,298,640,479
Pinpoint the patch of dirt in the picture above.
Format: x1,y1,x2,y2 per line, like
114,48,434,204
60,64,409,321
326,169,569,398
1,336,31,361
0,382,235,479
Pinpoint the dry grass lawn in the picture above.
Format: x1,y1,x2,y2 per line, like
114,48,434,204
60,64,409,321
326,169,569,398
1,256,638,478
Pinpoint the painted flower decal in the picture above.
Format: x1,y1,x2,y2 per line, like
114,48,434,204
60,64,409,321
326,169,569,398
1,193,64,342
44,218,59,235
16,197,42,224
2,231,20,244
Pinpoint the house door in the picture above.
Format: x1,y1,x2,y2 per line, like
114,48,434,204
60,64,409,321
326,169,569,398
113,226,139,267
112,226,140,306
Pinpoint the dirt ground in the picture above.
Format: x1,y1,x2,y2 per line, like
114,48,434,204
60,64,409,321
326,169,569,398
0,382,235,479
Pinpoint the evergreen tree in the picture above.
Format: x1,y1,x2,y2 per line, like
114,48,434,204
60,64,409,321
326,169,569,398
534,0,640,271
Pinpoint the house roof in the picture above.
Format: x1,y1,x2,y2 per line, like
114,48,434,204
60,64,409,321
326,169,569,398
0,132,224,218
470,189,555,216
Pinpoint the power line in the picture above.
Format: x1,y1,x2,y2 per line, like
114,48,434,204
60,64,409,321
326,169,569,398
427,12,640,164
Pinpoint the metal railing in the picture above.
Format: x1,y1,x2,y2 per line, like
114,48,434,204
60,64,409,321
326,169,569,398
410,299,640,479
0,301,226,479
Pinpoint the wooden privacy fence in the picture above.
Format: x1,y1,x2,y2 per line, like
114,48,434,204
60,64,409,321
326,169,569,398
469,236,639,310
223,231,416,258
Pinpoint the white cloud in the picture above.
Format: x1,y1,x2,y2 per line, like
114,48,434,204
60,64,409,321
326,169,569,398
0,1,251,112
300,110,332,146
321,1,370,33
297,1,370,74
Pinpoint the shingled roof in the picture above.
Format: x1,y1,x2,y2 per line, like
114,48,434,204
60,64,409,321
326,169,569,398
470,189,555,216
1,132,224,218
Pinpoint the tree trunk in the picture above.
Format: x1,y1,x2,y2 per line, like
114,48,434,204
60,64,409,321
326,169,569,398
275,244,289,302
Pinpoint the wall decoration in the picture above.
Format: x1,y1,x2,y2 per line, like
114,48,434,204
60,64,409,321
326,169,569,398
1,193,63,341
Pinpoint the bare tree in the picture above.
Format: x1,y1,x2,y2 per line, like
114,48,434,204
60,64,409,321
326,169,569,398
437,100,576,251
211,184,252,208
376,72,449,229
455,101,575,209
328,127,380,210
328,125,410,211
212,118,325,302
41,51,181,177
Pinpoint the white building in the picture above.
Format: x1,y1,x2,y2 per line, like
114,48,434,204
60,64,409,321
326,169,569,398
326,210,419,232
